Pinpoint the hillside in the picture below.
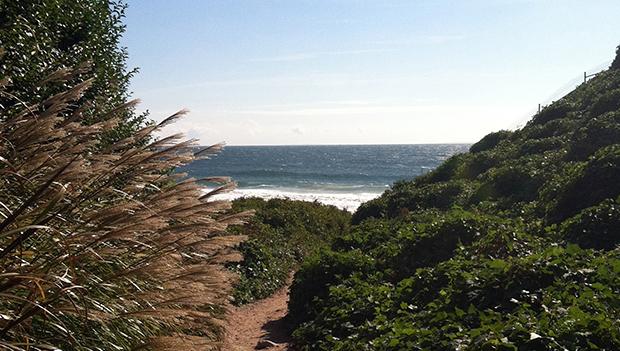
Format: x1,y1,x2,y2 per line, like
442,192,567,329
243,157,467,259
287,48,620,350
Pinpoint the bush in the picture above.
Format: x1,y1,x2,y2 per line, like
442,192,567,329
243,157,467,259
590,88,620,117
351,196,387,224
612,45,620,70
518,118,578,140
385,179,472,216
417,153,468,183
560,199,620,250
530,100,574,125
458,151,501,180
390,210,496,278
517,137,564,157
469,130,512,153
0,0,147,142
229,198,350,304
546,145,620,222
567,111,620,160
288,250,375,326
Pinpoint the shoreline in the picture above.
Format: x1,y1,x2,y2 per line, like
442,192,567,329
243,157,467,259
211,187,383,212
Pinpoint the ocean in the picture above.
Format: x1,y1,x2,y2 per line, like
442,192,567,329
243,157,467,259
180,144,470,211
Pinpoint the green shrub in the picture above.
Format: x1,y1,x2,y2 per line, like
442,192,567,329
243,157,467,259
457,151,501,179
567,111,620,160
0,0,148,142
229,198,350,304
469,130,512,153
517,137,564,156
231,227,295,304
612,44,620,70
518,118,578,140
560,199,620,250
390,210,497,278
546,145,620,222
385,179,472,216
351,196,387,224
590,88,620,117
288,250,375,326
530,100,575,125
416,153,468,184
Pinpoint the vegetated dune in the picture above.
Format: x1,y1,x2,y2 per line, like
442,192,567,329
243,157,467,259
287,47,620,350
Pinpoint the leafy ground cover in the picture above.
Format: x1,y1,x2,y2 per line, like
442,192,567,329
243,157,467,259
229,198,351,304
289,48,620,350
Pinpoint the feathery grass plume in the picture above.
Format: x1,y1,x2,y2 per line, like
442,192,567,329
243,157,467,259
0,68,251,350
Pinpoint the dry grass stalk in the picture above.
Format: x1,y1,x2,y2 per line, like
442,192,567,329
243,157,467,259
0,68,251,349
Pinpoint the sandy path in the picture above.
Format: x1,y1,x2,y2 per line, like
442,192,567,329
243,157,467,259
225,277,295,351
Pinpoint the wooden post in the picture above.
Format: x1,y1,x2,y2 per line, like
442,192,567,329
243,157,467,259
584,72,587,83
538,104,541,113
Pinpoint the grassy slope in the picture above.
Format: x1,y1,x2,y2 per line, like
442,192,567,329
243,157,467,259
288,51,620,350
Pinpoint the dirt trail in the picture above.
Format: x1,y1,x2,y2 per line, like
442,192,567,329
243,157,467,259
225,277,295,351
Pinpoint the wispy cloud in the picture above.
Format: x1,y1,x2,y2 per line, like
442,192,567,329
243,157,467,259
132,74,407,96
245,34,465,63
247,48,392,62
230,103,519,118
370,34,466,46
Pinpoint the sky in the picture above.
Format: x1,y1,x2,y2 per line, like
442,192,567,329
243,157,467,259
123,0,620,145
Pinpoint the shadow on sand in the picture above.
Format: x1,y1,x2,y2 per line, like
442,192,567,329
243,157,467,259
256,315,294,350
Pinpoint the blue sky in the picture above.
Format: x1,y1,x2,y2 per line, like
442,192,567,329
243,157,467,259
123,0,620,145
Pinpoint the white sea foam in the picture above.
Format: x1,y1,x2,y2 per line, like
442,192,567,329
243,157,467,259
210,188,382,212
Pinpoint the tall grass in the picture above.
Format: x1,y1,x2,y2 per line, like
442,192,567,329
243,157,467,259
0,67,250,349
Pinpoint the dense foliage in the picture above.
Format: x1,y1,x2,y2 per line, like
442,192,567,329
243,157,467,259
0,0,147,142
289,49,620,350
229,198,350,304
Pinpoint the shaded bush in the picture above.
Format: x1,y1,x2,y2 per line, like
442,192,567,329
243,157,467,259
560,199,620,250
567,111,620,160
546,145,620,222
518,118,578,140
517,137,564,156
531,100,574,125
385,179,472,216
351,196,387,224
391,210,495,278
612,44,620,70
288,250,375,326
457,151,501,179
469,130,512,153
590,88,620,117
416,153,468,184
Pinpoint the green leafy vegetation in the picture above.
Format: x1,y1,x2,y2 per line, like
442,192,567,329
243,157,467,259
229,198,350,304
289,48,620,350
0,0,148,143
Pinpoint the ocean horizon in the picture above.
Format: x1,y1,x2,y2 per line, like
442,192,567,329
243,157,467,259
180,144,470,211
